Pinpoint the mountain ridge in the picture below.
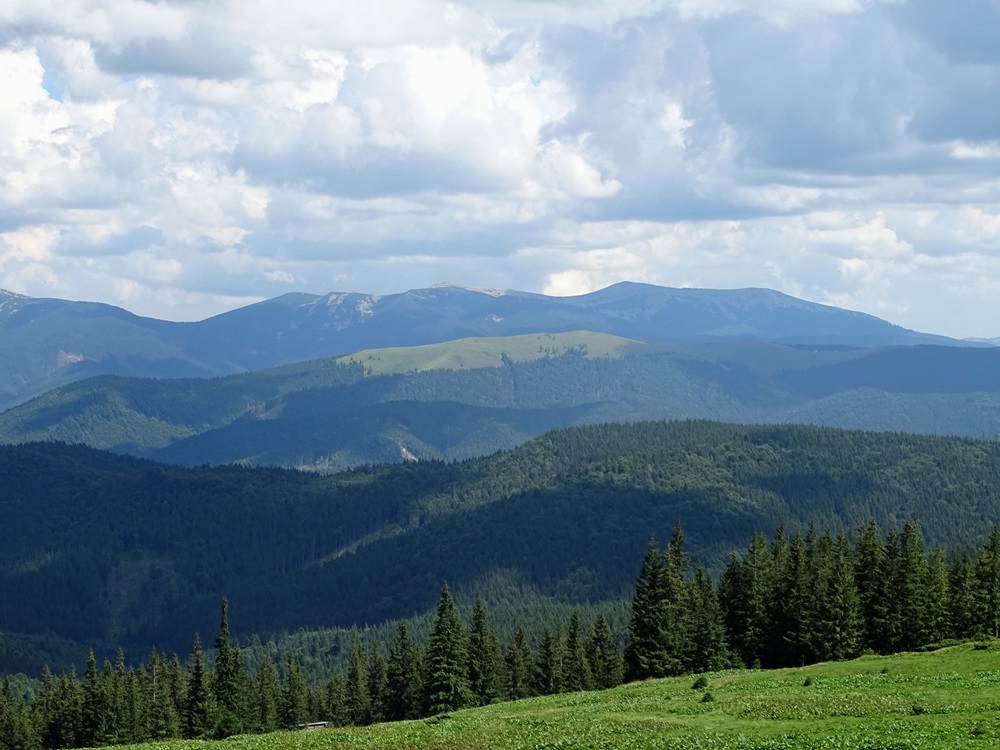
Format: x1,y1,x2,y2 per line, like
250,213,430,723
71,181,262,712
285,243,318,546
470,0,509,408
5,332,1000,470
0,281,975,411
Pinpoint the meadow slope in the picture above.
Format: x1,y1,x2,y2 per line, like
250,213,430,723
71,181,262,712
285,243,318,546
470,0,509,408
116,644,1000,750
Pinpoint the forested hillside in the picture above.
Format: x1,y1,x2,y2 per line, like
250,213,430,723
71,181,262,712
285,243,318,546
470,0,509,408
4,337,1000,470
3,420,1000,674
5,517,1000,750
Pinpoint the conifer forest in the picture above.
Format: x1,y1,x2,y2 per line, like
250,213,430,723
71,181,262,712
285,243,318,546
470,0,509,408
5,519,1000,750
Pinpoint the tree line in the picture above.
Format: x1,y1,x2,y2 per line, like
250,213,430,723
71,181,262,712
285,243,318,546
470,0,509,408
0,592,623,750
626,520,1000,679
6,518,1000,750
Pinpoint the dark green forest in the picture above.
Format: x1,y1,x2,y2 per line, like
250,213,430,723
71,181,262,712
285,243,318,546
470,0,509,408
5,519,1000,750
4,420,1000,673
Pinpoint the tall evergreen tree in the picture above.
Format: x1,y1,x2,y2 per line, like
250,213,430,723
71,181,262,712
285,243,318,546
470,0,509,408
146,650,181,739
183,634,214,739
367,644,389,725
563,613,593,693
719,532,773,668
504,626,534,701
251,656,281,733
467,599,504,706
885,522,930,651
533,627,567,696
423,584,472,714
854,520,889,652
0,678,39,750
772,530,813,667
345,636,370,726
811,531,862,662
686,566,730,673
80,650,110,748
662,523,693,671
279,655,307,730
976,528,1000,638
386,622,423,721
49,668,83,750
949,550,981,639
212,597,246,735
325,676,350,728
586,614,623,690
624,538,670,680
924,546,952,644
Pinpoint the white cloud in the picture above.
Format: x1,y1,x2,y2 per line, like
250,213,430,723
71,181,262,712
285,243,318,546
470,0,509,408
1,0,1000,338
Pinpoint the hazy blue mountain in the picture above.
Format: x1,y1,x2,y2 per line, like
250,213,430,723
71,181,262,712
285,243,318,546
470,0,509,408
0,282,970,410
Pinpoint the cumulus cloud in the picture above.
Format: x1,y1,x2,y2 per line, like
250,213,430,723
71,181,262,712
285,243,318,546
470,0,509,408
1,0,999,337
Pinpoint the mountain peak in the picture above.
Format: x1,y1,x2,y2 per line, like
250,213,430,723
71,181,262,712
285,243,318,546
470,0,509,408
428,282,512,297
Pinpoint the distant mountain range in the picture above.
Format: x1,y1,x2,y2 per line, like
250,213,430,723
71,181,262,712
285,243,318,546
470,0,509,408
0,282,969,411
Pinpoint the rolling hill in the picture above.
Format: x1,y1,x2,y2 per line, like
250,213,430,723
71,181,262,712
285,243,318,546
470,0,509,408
3,333,1000,470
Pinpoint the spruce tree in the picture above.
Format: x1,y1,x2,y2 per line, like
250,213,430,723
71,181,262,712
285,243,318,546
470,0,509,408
280,656,307,730
771,530,813,667
212,597,246,735
367,644,389,725
81,650,110,747
662,522,693,671
854,520,889,652
467,599,504,706
345,635,370,725
183,634,214,739
0,678,38,750
885,522,929,651
325,676,350,727
720,533,773,668
810,531,862,662
423,584,472,714
586,614,623,690
975,528,1000,638
386,622,423,721
121,667,147,745
146,650,181,739
50,668,83,750
949,551,981,639
251,656,281,733
533,626,567,696
34,665,58,750
563,613,593,693
924,546,951,644
504,626,534,701
624,538,669,680
686,566,730,673
166,654,188,733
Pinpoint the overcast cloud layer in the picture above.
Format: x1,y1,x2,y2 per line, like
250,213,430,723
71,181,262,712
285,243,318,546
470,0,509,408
2,0,1000,337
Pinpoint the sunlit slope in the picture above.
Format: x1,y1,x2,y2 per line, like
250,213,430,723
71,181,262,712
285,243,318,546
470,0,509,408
116,643,1000,750
336,330,655,374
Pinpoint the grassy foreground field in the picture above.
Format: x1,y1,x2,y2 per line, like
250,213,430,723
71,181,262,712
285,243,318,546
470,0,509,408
130,645,1000,750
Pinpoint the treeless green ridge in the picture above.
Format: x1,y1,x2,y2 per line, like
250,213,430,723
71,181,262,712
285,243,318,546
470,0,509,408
336,331,655,374
118,644,1000,750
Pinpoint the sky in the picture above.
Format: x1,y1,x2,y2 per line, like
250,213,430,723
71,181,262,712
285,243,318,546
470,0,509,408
1,0,1000,338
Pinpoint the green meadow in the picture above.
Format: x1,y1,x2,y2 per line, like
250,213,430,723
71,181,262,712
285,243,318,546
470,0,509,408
119,644,1000,750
